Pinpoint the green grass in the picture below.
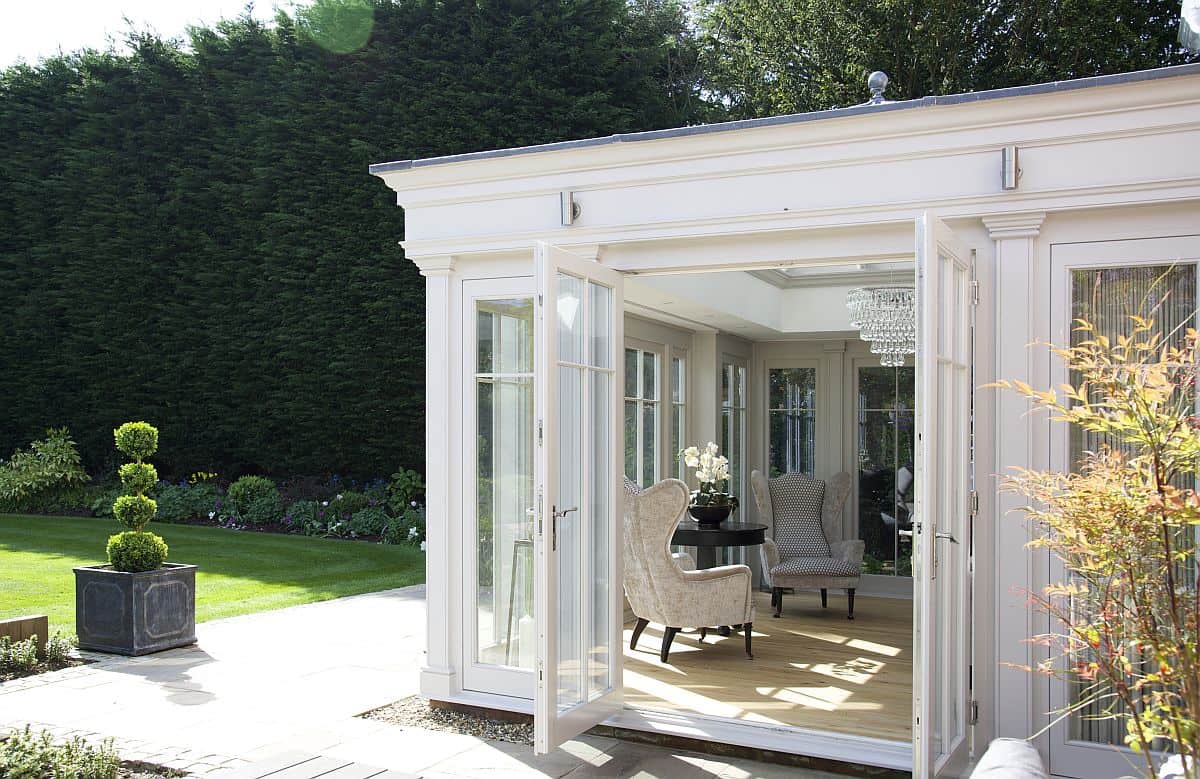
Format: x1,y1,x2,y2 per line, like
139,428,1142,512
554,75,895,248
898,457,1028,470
0,514,426,636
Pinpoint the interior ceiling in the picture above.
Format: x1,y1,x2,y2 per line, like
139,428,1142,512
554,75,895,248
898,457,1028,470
624,261,916,341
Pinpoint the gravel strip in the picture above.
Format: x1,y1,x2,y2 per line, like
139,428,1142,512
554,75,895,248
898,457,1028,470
361,695,533,746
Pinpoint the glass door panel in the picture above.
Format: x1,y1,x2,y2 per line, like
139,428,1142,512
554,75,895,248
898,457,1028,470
534,243,623,754
856,366,916,577
914,213,973,778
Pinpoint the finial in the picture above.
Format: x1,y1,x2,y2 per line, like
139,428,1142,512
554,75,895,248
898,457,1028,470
867,71,889,104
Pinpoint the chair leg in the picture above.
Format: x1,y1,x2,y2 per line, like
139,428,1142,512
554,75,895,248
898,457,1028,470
847,588,856,620
660,627,680,663
773,588,783,618
699,627,707,642
820,588,828,608
630,618,649,650
744,622,754,659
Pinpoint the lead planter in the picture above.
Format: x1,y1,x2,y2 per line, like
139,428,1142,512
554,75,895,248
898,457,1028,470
74,563,197,655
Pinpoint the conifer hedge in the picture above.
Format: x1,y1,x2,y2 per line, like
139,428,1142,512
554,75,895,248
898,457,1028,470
0,0,695,479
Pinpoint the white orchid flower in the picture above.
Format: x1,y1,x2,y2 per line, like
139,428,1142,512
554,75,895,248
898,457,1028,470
706,441,719,455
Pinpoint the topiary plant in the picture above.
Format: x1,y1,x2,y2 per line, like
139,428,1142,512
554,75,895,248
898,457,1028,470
227,475,283,526
106,422,168,573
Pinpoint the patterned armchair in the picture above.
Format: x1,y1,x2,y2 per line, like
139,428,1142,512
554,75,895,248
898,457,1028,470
622,478,755,663
750,470,861,619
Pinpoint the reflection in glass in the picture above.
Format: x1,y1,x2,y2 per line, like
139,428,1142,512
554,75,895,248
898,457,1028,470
623,347,660,488
720,361,747,565
671,356,686,479
767,367,816,477
856,366,916,577
474,299,535,670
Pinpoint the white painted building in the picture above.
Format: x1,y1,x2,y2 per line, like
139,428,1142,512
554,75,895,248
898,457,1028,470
371,64,1200,778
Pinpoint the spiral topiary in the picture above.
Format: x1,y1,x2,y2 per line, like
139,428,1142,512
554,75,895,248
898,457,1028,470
107,422,167,572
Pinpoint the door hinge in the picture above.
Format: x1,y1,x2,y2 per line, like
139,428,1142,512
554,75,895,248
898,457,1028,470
537,659,544,683
969,489,979,517
970,280,980,306
538,293,544,307
969,699,980,726
537,420,543,446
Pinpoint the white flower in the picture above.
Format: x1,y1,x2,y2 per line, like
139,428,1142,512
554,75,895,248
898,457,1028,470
407,526,418,539
706,441,719,455
410,500,418,507
419,541,427,553
336,494,343,500
208,512,215,520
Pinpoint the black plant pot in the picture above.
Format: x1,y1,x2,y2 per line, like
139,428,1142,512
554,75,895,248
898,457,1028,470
74,563,197,656
688,504,733,528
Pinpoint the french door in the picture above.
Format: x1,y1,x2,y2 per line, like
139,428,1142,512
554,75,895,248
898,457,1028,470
913,213,974,777
533,242,625,754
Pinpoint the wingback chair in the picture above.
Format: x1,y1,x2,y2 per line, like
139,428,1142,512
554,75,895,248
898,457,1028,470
623,478,755,663
750,470,861,619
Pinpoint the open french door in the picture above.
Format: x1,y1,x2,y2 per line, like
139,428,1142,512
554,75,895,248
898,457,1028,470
913,213,974,777
533,242,625,754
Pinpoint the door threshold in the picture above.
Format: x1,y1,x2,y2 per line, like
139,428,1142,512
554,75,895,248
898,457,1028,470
604,705,911,776
423,691,910,776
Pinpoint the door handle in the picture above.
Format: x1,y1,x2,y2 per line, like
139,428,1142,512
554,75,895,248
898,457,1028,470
898,529,914,538
550,506,577,551
935,531,959,544
553,506,578,519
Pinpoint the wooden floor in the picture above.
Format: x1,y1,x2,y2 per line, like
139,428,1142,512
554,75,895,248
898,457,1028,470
622,590,913,741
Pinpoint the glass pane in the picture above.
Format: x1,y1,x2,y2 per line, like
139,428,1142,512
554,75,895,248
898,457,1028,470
721,363,732,407
857,409,899,575
557,273,585,365
475,375,535,669
641,403,657,488
768,410,816,478
624,349,638,398
671,405,685,479
1066,263,1197,745
642,351,657,400
589,283,611,369
670,356,684,403
624,400,637,482
556,363,584,710
588,371,612,698
768,367,815,410
858,366,896,410
733,364,746,409
477,298,534,374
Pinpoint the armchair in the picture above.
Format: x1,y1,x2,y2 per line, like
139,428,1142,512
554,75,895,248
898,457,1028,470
622,478,755,663
751,470,861,619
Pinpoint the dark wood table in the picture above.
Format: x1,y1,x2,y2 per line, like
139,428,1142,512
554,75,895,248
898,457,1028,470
671,520,767,571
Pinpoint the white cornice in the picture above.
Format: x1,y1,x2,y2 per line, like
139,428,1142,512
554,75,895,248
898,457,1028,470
411,254,456,275
982,212,1047,239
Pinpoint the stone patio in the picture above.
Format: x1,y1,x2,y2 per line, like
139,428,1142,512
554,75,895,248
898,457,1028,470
0,585,852,778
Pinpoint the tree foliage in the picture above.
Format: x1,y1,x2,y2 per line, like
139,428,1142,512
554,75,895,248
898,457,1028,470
696,0,1200,117
0,0,698,479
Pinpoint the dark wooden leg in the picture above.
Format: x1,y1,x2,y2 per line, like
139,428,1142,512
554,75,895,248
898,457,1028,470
717,625,732,637
699,627,707,642
744,622,754,659
773,588,783,618
660,627,679,663
821,588,828,608
696,546,717,569
630,618,649,650
847,588,856,620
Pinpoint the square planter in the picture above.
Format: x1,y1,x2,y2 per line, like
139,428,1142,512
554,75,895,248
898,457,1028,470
74,563,197,655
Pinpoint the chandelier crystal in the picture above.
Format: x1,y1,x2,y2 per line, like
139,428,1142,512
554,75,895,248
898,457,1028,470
846,287,916,368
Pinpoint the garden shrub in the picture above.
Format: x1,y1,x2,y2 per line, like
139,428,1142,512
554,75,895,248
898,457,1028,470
0,726,119,779
284,499,318,534
348,506,389,537
325,490,370,521
227,476,283,525
0,427,90,511
44,632,75,665
154,481,222,523
386,468,424,512
383,505,426,546
105,422,168,573
0,636,38,671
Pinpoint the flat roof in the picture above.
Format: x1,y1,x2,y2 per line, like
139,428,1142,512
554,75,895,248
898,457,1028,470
369,62,1200,175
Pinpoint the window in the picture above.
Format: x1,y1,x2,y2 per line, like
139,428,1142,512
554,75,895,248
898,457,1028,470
624,347,660,488
767,367,816,478
856,366,916,577
670,353,686,479
473,297,535,670
1066,263,1197,746
720,360,747,502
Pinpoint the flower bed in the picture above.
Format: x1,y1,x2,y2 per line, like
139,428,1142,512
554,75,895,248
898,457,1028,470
0,634,81,683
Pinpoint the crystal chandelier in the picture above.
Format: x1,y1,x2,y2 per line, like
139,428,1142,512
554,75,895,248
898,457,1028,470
846,287,916,367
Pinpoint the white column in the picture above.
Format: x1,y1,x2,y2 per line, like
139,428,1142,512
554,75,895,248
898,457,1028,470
417,255,458,700
983,212,1046,741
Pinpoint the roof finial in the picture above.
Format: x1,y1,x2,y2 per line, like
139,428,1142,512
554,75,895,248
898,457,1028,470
867,71,890,105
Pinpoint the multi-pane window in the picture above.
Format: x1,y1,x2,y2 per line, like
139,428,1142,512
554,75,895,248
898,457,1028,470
720,361,747,501
474,298,535,670
624,348,660,488
767,367,816,478
670,353,686,479
856,366,916,577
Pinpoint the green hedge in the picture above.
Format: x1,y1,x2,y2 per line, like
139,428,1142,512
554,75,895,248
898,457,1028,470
0,0,695,479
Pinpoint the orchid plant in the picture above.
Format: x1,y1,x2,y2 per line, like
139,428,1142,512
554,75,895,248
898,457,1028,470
681,442,737,507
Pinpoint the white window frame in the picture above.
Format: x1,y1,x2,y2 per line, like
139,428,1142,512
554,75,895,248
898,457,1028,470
624,338,664,488
669,347,688,480
762,358,820,479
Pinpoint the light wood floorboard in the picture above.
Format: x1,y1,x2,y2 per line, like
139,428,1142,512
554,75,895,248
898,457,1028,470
622,590,913,742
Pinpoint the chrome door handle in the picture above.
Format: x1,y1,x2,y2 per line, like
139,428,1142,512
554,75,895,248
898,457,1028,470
550,506,577,551
553,506,578,519
935,531,959,544
898,529,914,538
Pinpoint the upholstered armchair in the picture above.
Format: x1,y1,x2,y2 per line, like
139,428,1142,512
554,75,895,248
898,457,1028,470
750,470,861,619
622,478,755,663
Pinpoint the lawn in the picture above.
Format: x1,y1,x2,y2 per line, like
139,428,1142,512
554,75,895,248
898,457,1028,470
0,514,426,636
